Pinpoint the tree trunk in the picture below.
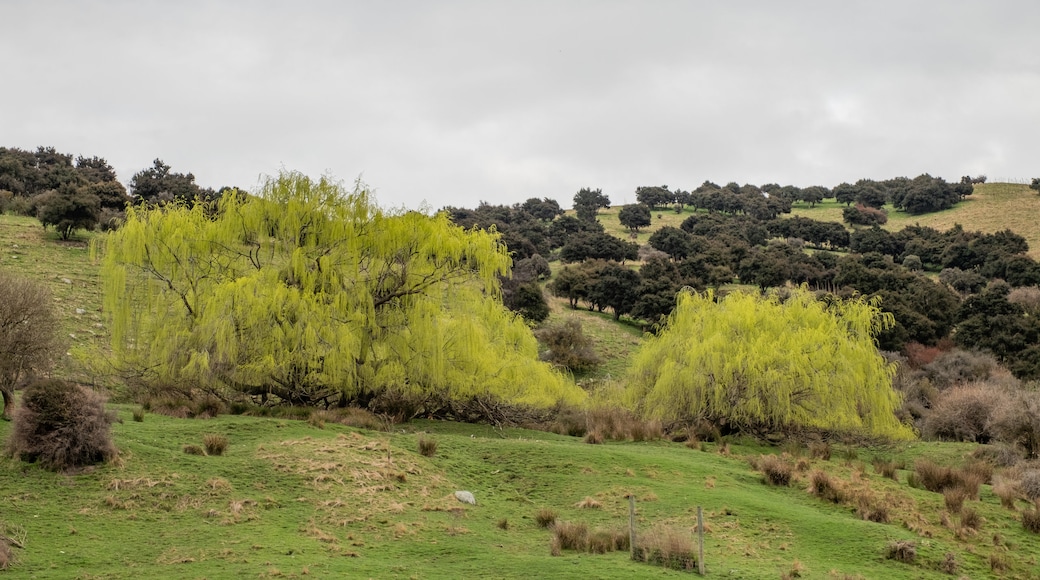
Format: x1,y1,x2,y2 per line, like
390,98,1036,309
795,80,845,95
1,387,13,420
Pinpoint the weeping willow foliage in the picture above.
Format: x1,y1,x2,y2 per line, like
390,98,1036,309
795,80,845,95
96,171,583,408
625,288,914,440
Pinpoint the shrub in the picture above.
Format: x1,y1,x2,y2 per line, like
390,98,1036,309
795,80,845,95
943,488,968,513
989,391,1040,458
856,494,890,523
183,444,206,456
885,540,916,563
4,380,116,471
632,526,697,571
808,441,831,460
535,508,558,529
923,349,1000,389
913,459,980,497
990,552,1010,572
922,383,1003,442
972,443,1022,468
583,431,603,444
960,507,982,530
757,454,793,486
809,470,846,503
843,204,888,226
0,274,61,420
497,518,509,530
575,496,602,509
203,434,228,456
939,552,957,575
1011,471,1040,503
0,540,11,571
587,528,629,554
872,459,898,480
551,521,588,551
417,435,438,457
992,477,1020,509
132,407,145,422
535,319,601,372
1023,507,1040,533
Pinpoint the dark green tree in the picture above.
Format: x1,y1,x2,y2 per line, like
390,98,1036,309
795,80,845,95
617,203,651,234
34,184,101,239
129,159,215,204
587,261,641,321
573,187,610,223
635,185,673,209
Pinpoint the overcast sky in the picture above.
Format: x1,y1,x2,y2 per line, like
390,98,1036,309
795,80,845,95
3,1,1038,209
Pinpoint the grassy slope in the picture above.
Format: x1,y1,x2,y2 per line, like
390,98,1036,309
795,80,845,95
596,183,1040,259
4,209,1040,578
3,412,1039,579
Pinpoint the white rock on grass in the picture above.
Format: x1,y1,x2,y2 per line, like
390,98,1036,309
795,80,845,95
454,491,476,505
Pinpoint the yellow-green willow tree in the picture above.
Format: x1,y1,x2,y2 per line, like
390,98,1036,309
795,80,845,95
625,288,914,439
97,172,583,410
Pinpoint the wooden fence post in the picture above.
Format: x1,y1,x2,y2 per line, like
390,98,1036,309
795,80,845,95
628,495,636,560
697,505,705,575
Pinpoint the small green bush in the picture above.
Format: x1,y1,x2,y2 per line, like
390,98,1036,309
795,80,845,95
4,379,116,471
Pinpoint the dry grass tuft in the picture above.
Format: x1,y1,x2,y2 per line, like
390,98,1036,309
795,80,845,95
939,552,958,575
203,434,228,456
575,496,602,509
1023,507,1040,534
809,471,846,504
943,488,968,513
183,444,206,456
885,540,916,563
990,551,1010,572
551,521,588,551
584,431,603,445
855,492,890,524
632,525,697,571
960,507,982,530
992,477,1020,509
417,435,438,457
132,407,145,422
872,459,898,480
757,454,794,486
497,518,509,530
535,508,558,529
809,441,831,460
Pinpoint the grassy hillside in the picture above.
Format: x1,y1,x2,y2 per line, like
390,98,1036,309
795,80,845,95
4,207,1040,578
3,410,1039,579
595,183,1040,259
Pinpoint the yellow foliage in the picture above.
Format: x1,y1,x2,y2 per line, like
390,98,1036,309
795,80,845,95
625,287,913,440
96,172,583,408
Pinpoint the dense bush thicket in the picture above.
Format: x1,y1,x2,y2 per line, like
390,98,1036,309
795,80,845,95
4,379,116,471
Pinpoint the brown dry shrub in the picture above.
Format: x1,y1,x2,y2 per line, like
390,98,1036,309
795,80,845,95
417,435,438,457
922,383,1004,443
1008,286,1040,316
535,319,601,372
585,406,662,442
183,444,206,456
992,477,1020,509
757,454,794,487
872,459,898,480
203,434,228,456
584,431,603,445
960,507,982,530
551,521,588,551
939,552,957,575
692,419,722,443
632,525,697,571
990,552,1010,572
885,540,916,563
990,391,1040,458
586,528,629,554
855,493,890,523
972,443,1022,468
0,540,11,571
535,508,558,529
5,379,116,471
913,459,980,497
809,471,846,504
923,349,1001,389
809,441,831,460
575,497,601,509
1023,506,1040,534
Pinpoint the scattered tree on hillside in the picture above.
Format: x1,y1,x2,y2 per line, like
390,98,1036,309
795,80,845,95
0,274,61,420
635,185,673,210
98,171,583,412
573,187,610,223
33,184,101,239
624,288,913,439
128,158,216,204
1031,178,1040,193
617,203,651,234
587,261,641,321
